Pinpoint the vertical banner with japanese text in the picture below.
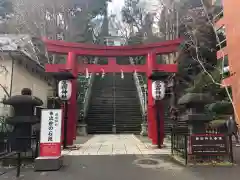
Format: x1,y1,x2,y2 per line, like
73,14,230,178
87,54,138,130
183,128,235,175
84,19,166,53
40,109,62,157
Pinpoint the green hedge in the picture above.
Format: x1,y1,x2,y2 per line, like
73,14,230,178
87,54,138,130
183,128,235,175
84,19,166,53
207,101,233,115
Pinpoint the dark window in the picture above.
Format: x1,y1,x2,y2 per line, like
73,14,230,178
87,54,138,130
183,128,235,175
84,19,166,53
218,55,229,66
221,56,230,78
216,26,226,50
213,0,223,21
223,55,228,67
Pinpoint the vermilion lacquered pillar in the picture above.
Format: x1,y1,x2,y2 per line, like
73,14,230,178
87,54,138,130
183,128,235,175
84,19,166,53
147,52,164,146
65,52,78,146
70,80,77,141
155,100,164,147
147,52,155,142
61,103,65,143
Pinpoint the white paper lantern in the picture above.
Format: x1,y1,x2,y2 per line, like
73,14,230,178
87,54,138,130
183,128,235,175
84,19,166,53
152,81,165,100
58,80,72,101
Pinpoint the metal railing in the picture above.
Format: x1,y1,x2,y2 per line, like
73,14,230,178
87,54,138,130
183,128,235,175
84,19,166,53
129,57,147,117
0,132,39,178
0,136,38,178
82,58,98,119
170,127,235,165
82,73,94,118
171,128,188,165
0,151,21,177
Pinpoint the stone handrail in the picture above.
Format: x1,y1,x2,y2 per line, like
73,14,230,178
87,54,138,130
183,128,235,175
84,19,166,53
129,57,147,116
82,58,98,118
83,74,94,118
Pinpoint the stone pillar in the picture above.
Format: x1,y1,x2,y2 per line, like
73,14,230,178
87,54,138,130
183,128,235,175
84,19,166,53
77,124,88,136
140,121,148,136
112,124,116,134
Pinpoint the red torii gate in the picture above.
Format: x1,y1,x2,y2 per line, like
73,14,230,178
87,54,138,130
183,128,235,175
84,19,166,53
43,38,182,146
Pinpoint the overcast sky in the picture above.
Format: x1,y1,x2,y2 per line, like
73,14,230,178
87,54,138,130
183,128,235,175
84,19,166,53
108,0,125,16
107,0,162,35
108,0,162,16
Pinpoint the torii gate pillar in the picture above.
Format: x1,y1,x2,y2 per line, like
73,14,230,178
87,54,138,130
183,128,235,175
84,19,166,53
146,52,164,145
62,52,78,145
147,52,154,139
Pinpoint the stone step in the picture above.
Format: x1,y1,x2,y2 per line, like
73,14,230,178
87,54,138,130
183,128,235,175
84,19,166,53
87,118,142,122
88,106,141,109
88,107,141,110
86,74,144,134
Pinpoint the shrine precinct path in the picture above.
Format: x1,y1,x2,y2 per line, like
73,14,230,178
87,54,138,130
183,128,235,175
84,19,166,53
62,134,171,156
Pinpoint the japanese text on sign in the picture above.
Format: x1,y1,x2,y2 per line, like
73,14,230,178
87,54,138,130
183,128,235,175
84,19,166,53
58,80,72,101
54,112,59,127
40,109,62,144
61,81,67,99
48,111,54,142
191,134,227,155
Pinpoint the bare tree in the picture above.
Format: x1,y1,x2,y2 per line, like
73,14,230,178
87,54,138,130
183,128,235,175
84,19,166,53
157,0,237,119
10,0,72,38
109,14,130,38
121,0,148,34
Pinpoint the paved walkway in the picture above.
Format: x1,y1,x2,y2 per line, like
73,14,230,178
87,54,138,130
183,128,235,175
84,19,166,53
4,154,240,180
2,134,240,180
62,134,171,155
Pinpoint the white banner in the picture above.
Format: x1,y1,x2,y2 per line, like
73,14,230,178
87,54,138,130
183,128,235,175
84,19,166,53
40,109,62,143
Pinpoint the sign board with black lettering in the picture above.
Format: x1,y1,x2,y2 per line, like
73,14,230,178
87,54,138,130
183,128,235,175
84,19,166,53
40,109,62,157
190,134,228,155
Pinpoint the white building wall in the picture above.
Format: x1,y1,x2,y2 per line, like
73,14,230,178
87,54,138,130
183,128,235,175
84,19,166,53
0,55,52,109
11,64,50,106
0,55,13,101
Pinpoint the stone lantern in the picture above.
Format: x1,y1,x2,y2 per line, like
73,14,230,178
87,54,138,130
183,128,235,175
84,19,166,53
3,88,43,152
178,93,213,134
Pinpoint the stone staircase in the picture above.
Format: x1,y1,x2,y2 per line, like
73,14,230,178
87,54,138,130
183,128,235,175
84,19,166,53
114,73,142,133
162,98,174,135
86,73,142,134
86,74,114,134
